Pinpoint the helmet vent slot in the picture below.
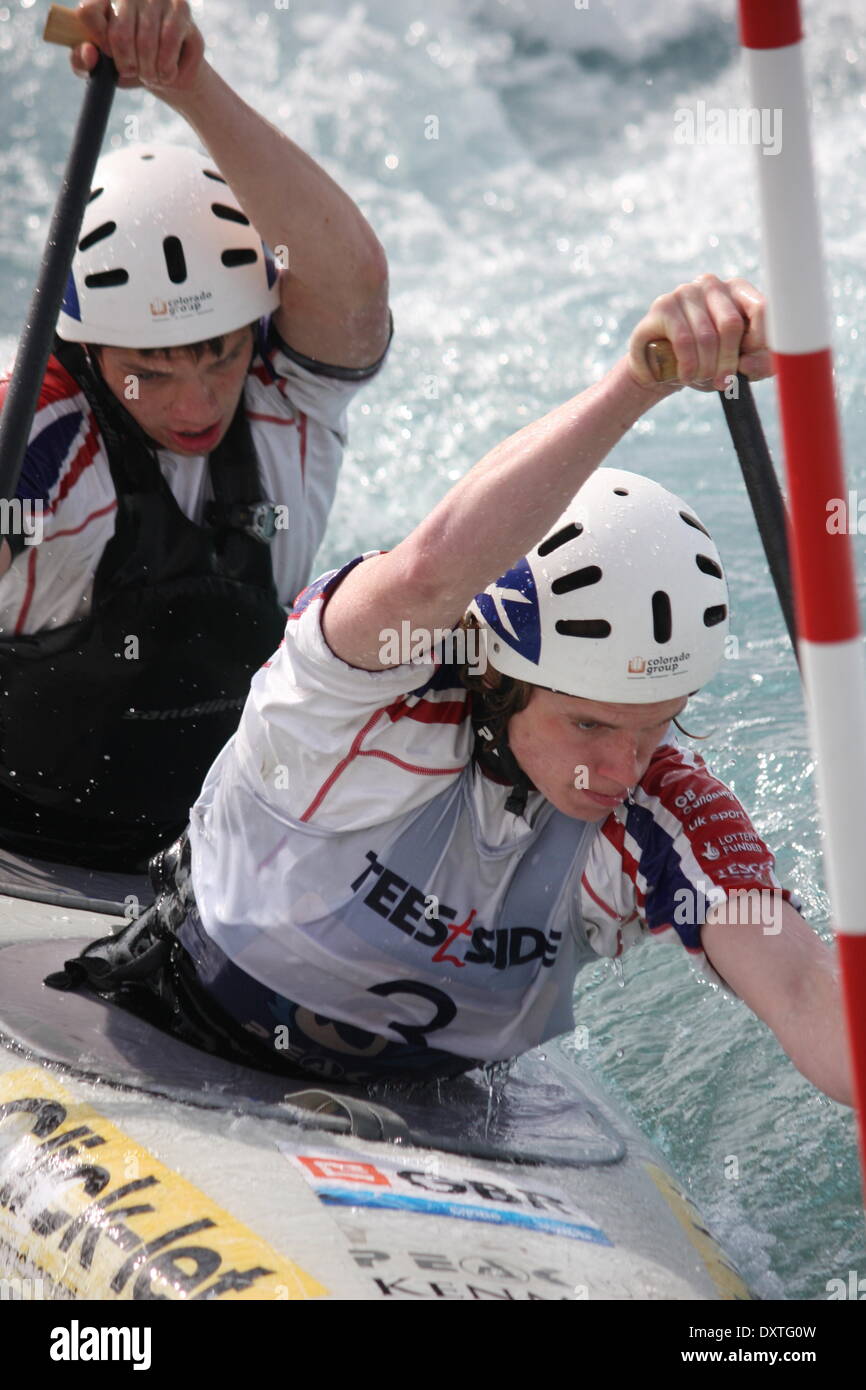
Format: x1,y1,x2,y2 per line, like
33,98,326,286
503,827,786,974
78,221,116,252
203,168,228,184
652,590,672,643
86,186,104,204
538,522,582,556
221,248,258,268
551,565,601,595
613,487,629,496
555,619,611,639
211,203,250,225
680,510,711,538
84,269,128,288
162,236,188,284
696,554,722,578
703,604,727,627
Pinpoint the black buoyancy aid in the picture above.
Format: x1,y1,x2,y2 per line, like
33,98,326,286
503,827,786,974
0,338,288,869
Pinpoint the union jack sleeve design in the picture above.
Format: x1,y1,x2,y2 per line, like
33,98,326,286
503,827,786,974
581,740,800,974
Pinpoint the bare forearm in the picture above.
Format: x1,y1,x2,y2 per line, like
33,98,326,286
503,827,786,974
703,901,853,1106
329,357,671,665
411,357,664,599
772,962,853,1106
323,271,772,669
166,63,387,316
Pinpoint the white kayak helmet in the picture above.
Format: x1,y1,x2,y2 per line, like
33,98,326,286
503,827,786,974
57,143,280,348
469,468,729,703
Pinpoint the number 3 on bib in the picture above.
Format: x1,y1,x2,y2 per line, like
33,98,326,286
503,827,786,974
367,979,456,1046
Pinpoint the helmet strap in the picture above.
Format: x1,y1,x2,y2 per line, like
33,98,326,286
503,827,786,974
470,687,535,818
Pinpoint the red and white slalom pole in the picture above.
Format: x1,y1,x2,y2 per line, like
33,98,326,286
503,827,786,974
739,0,866,1181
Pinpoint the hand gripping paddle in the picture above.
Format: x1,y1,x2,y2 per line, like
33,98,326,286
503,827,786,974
646,337,799,666
0,7,117,509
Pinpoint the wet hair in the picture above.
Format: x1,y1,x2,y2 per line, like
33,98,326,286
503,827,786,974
457,612,707,742
671,713,709,740
87,323,255,364
456,612,534,750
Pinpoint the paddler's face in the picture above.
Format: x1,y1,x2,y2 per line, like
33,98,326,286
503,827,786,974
507,687,689,820
95,326,254,455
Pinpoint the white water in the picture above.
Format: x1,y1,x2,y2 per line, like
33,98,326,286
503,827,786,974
1,0,865,1299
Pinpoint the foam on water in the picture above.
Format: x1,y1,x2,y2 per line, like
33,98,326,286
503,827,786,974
1,0,865,1297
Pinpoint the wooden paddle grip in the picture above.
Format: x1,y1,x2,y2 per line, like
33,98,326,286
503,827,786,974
43,5,90,48
645,339,679,384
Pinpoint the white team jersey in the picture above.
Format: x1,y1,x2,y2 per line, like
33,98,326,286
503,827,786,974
188,558,795,1058
0,318,373,636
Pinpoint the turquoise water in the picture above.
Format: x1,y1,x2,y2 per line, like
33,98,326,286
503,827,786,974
1,0,865,1299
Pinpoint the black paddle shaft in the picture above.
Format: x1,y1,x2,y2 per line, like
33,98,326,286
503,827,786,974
719,373,800,664
0,52,117,507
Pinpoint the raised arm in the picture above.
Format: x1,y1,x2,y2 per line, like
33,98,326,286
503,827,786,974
322,274,771,671
70,0,390,368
